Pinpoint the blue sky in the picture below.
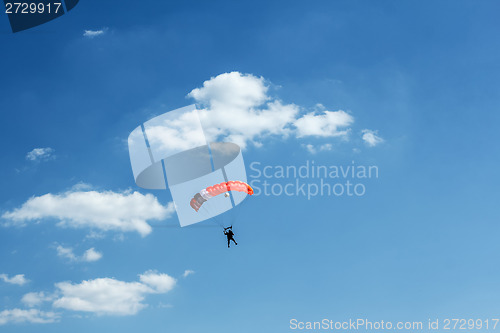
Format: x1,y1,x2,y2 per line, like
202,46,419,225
1,0,500,332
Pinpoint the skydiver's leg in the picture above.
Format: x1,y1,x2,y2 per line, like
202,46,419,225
227,238,230,248
231,237,237,245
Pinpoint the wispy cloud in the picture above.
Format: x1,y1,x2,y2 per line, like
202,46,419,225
25,147,54,162
182,270,195,278
0,273,29,286
83,28,107,38
55,245,102,263
302,143,333,154
21,292,55,308
157,302,173,308
361,129,384,147
70,182,93,191
0,309,59,325
56,245,77,261
2,187,174,237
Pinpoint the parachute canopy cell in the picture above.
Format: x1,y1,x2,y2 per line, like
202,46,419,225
190,181,253,212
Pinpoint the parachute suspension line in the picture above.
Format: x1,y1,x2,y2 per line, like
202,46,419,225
233,194,249,225
211,216,225,228
195,188,218,228
199,202,224,228
226,190,252,228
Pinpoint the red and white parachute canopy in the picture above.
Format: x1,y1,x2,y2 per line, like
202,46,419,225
190,181,253,212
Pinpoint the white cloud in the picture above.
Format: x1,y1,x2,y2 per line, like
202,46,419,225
157,302,173,308
303,144,316,154
182,270,194,278
189,72,269,110
52,271,177,316
186,72,360,149
321,143,333,151
142,109,206,154
294,110,353,138
55,245,102,263
25,148,54,162
2,188,174,237
82,248,102,262
113,234,126,242
21,292,55,307
0,274,29,286
85,231,105,240
139,270,176,293
302,143,333,154
83,28,107,38
0,309,59,325
56,245,77,261
188,72,300,148
361,129,384,147
70,182,93,191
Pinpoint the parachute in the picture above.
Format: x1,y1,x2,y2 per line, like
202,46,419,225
190,181,253,212
128,105,252,227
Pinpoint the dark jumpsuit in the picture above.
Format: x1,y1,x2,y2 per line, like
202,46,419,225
224,229,237,247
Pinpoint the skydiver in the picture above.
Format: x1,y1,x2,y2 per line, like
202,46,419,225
224,226,237,248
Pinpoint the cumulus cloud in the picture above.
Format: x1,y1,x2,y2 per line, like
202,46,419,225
25,148,54,162
83,28,107,38
139,270,176,293
182,270,195,278
55,245,102,263
188,72,299,148
141,108,206,154
294,110,353,138
186,72,360,149
0,274,29,286
82,248,102,262
52,271,177,316
2,188,174,237
140,72,382,152
189,72,269,109
361,129,384,147
0,309,59,325
21,292,55,308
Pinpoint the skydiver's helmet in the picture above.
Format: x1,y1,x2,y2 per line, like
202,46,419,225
224,193,230,198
